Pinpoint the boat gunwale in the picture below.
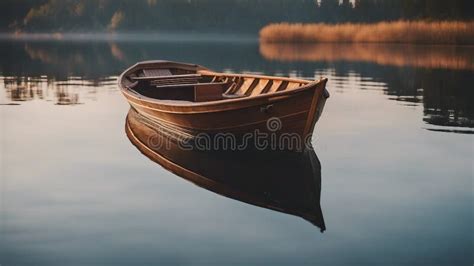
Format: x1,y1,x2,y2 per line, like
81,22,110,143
118,60,327,112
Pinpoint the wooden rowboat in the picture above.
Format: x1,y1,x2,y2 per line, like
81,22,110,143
119,60,329,151
125,107,326,231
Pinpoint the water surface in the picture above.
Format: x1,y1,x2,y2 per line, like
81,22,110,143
0,37,472,265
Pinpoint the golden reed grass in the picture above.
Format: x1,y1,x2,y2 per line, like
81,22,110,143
260,43,474,70
260,21,474,45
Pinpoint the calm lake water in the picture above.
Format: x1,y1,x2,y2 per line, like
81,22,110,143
0,36,473,265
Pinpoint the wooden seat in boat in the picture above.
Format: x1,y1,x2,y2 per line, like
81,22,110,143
151,81,232,102
131,73,202,81
144,68,172,77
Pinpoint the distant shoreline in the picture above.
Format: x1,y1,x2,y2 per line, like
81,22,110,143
259,21,474,45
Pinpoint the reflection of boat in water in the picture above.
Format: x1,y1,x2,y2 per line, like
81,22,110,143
125,107,326,232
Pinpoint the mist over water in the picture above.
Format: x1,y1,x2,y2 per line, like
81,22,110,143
0,35,472,265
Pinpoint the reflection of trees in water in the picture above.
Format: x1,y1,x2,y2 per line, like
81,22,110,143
259,43,474,71
1,77,115,105
3,77,46,102
361,66,473,129
24,43,88,65
260,43,474,130
55,87,80,105
0,40,472,130
0,41,127,80
421,70,474,129
0,40,265,79
381,68,473,129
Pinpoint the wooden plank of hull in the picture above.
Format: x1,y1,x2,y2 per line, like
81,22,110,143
127,87,316,136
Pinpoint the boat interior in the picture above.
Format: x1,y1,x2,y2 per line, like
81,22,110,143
122,67,308,102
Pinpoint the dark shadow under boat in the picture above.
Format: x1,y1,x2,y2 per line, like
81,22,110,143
125,107,326,232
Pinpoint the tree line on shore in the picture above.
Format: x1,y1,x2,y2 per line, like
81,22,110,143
1,0,473,33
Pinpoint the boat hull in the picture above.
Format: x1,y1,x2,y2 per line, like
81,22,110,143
124,80,327,144
119,61,329,151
